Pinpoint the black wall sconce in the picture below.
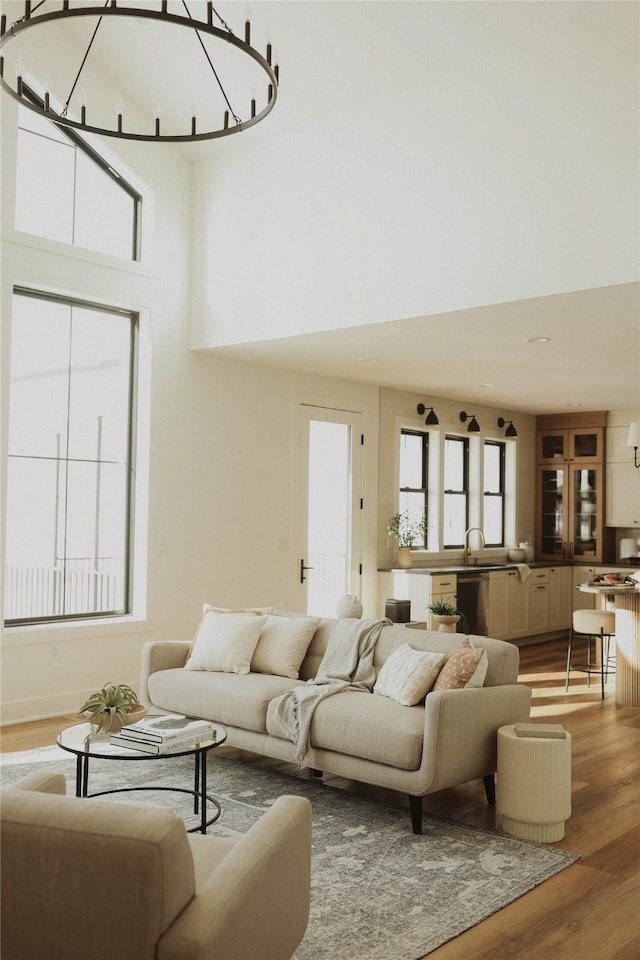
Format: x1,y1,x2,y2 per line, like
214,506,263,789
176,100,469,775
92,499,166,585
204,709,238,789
497,417,518,437
459,411,480,433
417,404,439,425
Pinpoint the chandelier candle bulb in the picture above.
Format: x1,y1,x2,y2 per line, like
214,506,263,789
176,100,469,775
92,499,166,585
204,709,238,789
224,110,229,129
81,104,86,123
245,20,250,44
251,98,256,118
267,42,272,65
44,91,50,111
1,16,5,37
207,3,213,26
191,116,196,136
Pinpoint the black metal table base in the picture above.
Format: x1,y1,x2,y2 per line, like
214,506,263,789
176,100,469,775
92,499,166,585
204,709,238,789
74,749,220,833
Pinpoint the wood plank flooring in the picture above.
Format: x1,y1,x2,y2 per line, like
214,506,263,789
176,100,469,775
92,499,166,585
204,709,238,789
1,638,638,959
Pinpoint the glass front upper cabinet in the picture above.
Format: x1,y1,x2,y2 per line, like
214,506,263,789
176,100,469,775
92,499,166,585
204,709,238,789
537,427,603,463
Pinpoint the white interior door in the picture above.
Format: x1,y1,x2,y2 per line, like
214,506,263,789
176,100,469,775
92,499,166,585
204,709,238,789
293,405,362,616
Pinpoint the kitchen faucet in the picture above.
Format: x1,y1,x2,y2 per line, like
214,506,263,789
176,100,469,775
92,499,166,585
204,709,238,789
463,527,486,565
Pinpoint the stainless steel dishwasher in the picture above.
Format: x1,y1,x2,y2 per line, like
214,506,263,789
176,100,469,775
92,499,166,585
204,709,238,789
456,572,489,635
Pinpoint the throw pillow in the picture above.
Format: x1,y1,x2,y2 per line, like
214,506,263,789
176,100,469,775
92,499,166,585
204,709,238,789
432,637,488,691
251,615,320,679
202,604,274,615
185,611,266,674
373,643,447,706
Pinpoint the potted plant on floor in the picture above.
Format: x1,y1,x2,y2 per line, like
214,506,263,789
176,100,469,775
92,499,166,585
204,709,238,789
79,682,146,734
427,598,470,634
387,511,427,568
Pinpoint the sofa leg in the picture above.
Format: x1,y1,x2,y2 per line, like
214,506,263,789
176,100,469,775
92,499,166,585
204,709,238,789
409,795,423,834
311,769,323,779
483,773,496,805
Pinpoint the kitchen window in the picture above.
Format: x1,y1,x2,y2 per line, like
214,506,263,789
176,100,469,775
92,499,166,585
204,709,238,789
399,429,428,548
443,435,469,548
4,289,138,625
483,440,505,546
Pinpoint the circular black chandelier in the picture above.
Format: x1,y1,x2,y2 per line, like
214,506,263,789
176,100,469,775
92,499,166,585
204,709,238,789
0,1,280,142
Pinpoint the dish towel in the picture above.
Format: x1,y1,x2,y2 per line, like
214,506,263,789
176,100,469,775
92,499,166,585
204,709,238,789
271,617,389,765
516,563,532,582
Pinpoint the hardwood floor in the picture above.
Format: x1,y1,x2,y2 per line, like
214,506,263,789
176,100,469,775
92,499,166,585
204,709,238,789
2,638,638,959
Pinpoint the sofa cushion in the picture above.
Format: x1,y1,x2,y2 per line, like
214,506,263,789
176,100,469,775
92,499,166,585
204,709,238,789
432,637,488,690
373,644,446,706
149,668,297,732
186,612,266,674
267,690,425,771
251,615,320,679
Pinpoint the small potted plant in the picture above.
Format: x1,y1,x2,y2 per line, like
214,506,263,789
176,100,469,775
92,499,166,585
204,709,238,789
79,681,146,734
387,511,427,568
427,598,470,634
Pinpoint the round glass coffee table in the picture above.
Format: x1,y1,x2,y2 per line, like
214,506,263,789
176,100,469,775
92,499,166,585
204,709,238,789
57,721,227,834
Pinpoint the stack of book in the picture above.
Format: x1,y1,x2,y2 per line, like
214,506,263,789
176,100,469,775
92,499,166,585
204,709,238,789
110,714,216,754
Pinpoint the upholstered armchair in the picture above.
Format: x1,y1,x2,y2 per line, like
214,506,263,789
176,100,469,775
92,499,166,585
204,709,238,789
1,771,311,960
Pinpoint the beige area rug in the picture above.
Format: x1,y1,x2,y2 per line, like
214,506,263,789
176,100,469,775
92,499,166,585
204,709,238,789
1,746,579,960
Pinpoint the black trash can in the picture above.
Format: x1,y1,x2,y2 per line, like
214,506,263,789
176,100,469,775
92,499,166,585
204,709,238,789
385,599,411,623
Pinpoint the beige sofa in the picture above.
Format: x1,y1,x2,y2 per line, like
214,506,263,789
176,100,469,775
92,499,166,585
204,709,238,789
1,770,311,960
140,616,531,833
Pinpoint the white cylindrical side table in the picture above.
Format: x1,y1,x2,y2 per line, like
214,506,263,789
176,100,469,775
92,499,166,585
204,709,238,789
497,724,572,842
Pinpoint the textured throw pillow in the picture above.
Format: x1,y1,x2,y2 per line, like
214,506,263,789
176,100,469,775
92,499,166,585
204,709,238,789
373,643,447,706
251,615,320,679
432,637,488,691
185,611,266,674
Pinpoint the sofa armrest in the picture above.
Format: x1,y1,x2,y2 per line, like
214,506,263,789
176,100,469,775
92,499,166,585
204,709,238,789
139,640,191,708
3,772,67,795
422,683,532,792
158,795,312,960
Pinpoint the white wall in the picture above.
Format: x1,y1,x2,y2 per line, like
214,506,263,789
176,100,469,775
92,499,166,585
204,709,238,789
190,0,638,349
0,75,381,724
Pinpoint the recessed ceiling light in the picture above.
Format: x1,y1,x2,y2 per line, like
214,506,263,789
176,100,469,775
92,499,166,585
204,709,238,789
479,383,495,389
523,336,551,344
358,358,379,364
564,403,583,408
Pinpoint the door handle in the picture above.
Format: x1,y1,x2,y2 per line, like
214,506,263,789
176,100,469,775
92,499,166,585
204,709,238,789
300,558,314,584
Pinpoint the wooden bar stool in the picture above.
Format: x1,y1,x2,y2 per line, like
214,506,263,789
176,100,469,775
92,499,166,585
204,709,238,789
565,609,616,699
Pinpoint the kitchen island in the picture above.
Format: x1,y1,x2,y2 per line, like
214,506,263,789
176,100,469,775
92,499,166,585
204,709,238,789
578,581,640,708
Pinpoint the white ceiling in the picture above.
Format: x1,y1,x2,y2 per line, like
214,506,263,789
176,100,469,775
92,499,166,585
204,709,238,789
7,0,639,415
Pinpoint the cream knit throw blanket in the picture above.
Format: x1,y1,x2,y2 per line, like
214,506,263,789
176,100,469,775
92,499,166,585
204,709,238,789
271,618,389,765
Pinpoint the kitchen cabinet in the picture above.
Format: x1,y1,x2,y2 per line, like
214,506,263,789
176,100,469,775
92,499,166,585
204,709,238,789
504,568,529,639
535,413,606,562
425,573,457,629
548,566,573,631
536,426,604,463
529,569,550,634
606,418,640,527
380,571,457,625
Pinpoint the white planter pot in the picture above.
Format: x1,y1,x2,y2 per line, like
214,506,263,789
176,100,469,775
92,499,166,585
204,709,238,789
397,547,413,569
432,614,460,633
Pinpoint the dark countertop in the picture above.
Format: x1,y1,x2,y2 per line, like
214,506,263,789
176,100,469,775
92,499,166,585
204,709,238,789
379,561,636,575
